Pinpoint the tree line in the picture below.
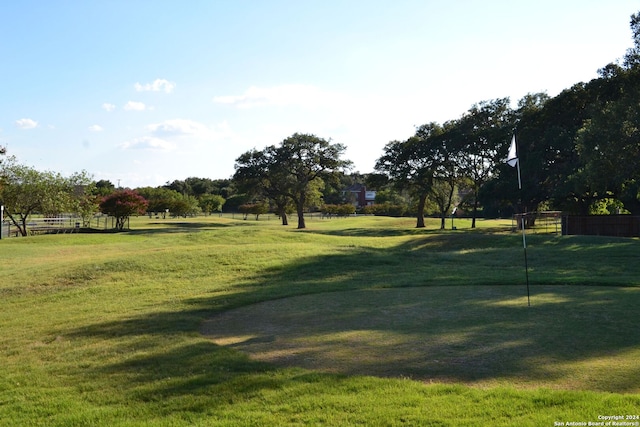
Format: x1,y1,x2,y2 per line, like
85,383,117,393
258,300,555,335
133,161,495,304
2,11,639,234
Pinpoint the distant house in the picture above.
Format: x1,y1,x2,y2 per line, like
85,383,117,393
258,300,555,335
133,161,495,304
344,184,376,208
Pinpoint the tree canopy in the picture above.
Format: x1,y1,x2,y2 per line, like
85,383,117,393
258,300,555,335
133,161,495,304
235,133,352,229
99,190,148,230
0,160,93,236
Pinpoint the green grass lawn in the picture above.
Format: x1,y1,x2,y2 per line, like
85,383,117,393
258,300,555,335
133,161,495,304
1,215,639,426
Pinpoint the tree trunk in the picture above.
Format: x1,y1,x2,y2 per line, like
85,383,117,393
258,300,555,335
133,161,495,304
276,204,289,225
440,215,446,230
415,194,427,228
296,193,306,229
471,191,479,228
5,212,27,236
17,215,28,236
297,207,305,229
116,216,126,230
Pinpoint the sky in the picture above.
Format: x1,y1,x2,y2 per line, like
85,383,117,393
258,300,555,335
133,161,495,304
1,1,638,188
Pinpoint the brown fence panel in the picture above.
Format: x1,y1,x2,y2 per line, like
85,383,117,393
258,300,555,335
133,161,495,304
561,215,640,237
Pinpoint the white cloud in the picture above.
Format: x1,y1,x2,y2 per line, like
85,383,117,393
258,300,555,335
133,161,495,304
147,119,209,137
146,119,235,143
102,103,116,112
124,101,147,111
15,118,38,129
119,136,175,151
135,79,176,93
213,84,342,109
88,125,104,132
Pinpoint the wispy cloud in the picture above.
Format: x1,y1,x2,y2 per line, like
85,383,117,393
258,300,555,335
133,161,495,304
147,119,208,137
124,101,147,111
88,125,104,132
147,119,234,142
102,103,116,112
15,118,38,129
120,118,235,158
135,79,176,93
120,136,175,151
213,84,342,109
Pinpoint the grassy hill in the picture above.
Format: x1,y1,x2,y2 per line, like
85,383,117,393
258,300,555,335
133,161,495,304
1,215,639,425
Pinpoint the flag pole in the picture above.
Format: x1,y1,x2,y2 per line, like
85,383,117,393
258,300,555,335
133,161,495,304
508,133,530,306
521,214,530,307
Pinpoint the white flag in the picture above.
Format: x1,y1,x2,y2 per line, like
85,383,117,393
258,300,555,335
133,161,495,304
506,135,518,167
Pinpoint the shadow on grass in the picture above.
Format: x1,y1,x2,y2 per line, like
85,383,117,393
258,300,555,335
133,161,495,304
125,221,237,235
302,225,513,238
201,285,640,392
62,232,640,406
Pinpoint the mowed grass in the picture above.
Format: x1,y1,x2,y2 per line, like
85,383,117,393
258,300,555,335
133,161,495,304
1,215,639,426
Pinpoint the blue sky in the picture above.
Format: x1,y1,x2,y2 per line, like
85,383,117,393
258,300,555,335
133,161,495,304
1,1,638,188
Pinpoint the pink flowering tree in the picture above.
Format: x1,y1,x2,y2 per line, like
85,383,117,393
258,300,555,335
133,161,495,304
99,189,148,230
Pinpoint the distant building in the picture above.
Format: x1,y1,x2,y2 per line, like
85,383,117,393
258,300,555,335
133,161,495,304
344,184,376,208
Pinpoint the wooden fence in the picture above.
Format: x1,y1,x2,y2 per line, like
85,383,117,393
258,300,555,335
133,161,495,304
561,215,640,237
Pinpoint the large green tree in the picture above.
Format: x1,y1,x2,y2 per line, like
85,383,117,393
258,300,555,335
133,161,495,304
573,67,640,214
416,122,461,229
375,123,452,228
198,194,226,215
235,133,351,229
455,98,515,228
376,137,429,227
0,162,93,236
275,133,352,229
234,147,294,225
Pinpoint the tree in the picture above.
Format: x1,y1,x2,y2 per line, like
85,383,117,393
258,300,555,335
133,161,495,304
185,177,215,197
375,123,452,228
456,98,515,227
99,190,148,230
94,179,116,197
417,122,461,229
376,138,426,227
481,92,556,218
210,179,236,199
574,67,640,214
430,179,459,229
623,11,640,69
69,172,100,227
170,194,201,217
374,188,407,206
164,179,191,196
199,194,225,215
0,162,91,236
235,133,351,229
136,187,181,218
275,133,352,229
234,147,294,225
